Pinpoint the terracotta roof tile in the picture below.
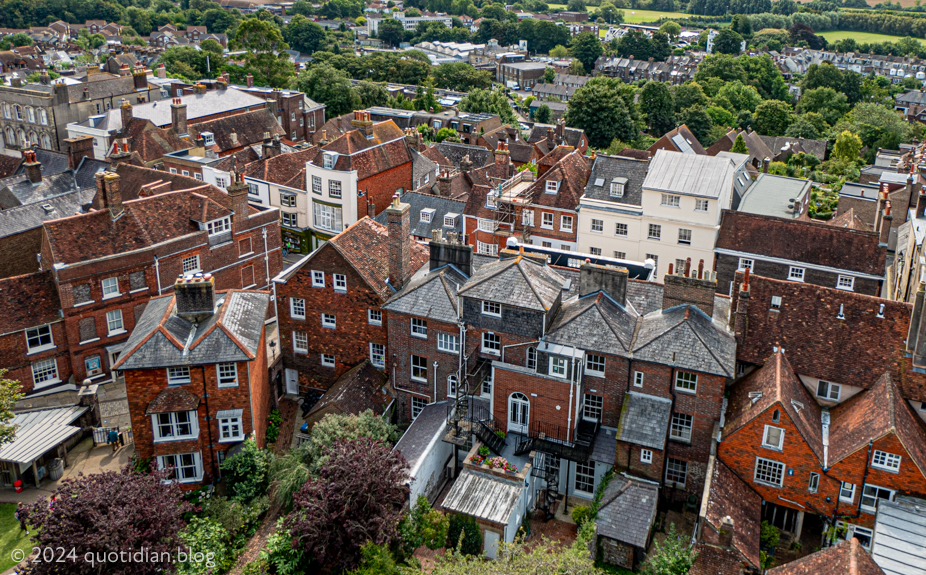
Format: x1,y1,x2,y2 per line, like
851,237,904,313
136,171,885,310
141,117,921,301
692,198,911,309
145,386,201,415
0,271,61,334
122,118,192,163
189,108,284,152
305,360,392,427
767,539,884,575
321,120,405,155
529,150,590,211
329,138,412,182
703,458,762,569
243,147,318,187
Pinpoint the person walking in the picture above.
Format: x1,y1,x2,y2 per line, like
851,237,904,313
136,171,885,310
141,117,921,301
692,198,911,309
108,428,119,453
14,503,27,534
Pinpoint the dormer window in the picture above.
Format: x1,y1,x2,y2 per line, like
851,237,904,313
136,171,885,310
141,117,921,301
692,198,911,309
444,213,458,227
322,153,335,169
610,177,626,197
545,180,559,194
202,131,214,146
207,217,231,235
420,208,435,223
486,190,498,209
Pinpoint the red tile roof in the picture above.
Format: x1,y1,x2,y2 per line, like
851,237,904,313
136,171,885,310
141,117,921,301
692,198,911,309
305,360,392,428
767,538,884,575
189,108,285,152
243,147,318,187
331,138,412,182
321,120,405,155
703,458,762,569
0,271,61,333
123,117,192,163
145,386,201,415
529,149,590,211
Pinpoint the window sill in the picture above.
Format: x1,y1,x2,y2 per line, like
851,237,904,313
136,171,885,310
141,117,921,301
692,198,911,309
482,349,500,356
481,313,501,318
73,301,95,308
294,349,308,354
219,437,245,444
153,436,198,443
669,437,692,445
243,284,257,289
102,293,122,301
26,345,56,355
540,225,554,230
754,480,783,489
129,287,149,294
674,387,697,395
438,348,460,355
647,237,661,241
322,324,336,329
79,338,101,346
835,286,855,292
291,315,306,321
334,288,347,294
411,333,427,340
167,381,191,386
678,242,691,246
871,466,899,474
411,377,428,384
107,330,127,337
585,371,605,379
762,444,784,452
217,383,239,389
239,251,255,258
34,378,61,389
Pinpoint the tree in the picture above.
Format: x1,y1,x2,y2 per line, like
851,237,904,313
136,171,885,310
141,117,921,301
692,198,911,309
565,77,636,148
802,61,843,92
284,438,408,571
798,87,849,126
352,80,389,108
595,2,623,24
284,15,326,53
544,66,556,83
677,105,713,145
832,130,863,162
22,468,192,575
715,81,762,113
641,524,697,575
694,54,747,85
435,127,460,142
712,28,744,55
617,29,652,60
293,64,360,118
740,54,790,101
220,438,271,503
833,103,915,158
754,99,793,136
789,22,824,50
567,0,586,10
784,117,822,140
0,371,21,446
378,18,407,46
568,60,585,75
549,44,569,59
534,103,552,124
731,14,752,37
641,81,676,136
432,62,492,91
731,133,749,154
232,18,294,86
399,496,450,555
0,32,32,50
673,82,709,112
571,32,602,75
659,20,681,38
459,87,516,124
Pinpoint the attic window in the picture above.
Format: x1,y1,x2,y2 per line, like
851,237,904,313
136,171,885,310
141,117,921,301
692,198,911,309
594,178,604,187
420,208,435,223
771,296,782,309
748,391,763,404
444,213,458,227
610,178,626,197
772,409,780,422
322,153,334,169
545,180,559,194
202,131,214,146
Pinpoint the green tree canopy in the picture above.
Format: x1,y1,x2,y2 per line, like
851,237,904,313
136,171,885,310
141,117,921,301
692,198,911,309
715,80,762,113
293,64,360,118
458,87,516,124
659,20,681,38
673,81,709,112
284,14,326,53
802,61,843,92
798,87,849,127
534,103,552,124
565,77,636,148
712,28,744,55
571,31,602,75
753,99,793,137
832,129,863,162
352,80,389,108
233,18,294,86
432,62,492,91
640,80,676,136
731,132,748,154
677,104,713,145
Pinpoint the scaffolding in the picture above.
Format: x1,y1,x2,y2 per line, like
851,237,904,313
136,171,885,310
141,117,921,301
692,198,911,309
490,169,537,245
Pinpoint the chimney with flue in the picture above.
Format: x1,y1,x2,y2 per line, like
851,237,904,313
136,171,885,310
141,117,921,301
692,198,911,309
718,516,734,548
494,141,510,179
662,258,716,317
351,110,374,139
246,73,254,87
578,261,628,305
119,63,131,77
555,118,565,144
460,154,473,174
227,171,249,228
386,194,411,290
171,98,188,135
64,135,94,170
110,140,132,166
120,98,133,131
173,273,216,323
132,63,147,90
733,269,750,345
429,231,473,276
95,170,123,219
762,157,770,173
880,201,892,247
157,63,166,78
437,170,451,196
875,183,888,232
22,149,41,184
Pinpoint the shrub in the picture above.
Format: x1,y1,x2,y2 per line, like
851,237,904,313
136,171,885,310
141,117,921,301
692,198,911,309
446,513,482,556
399,496,450,555
760,521,781,548
266,409,283,443
220,438,272,504
177,517,234,574
261,519,306,575
478,446,490,457
572,505,592,526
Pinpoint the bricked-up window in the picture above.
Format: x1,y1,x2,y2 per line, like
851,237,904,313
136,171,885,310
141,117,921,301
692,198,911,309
549,356,567,378
32,358,59,387
670,412,693,442
482,301,501,317
754,457,785,487
647,224,661,240
370,343,386,368
101,277,120,298
411,318,427,339
437,333,459,353
106,310,125,335
290,298,306,319
816,380,840,401
666,458,687,487
527,347,537,370
872,451,902,472
585,354,605,377
411,355,428,382
591,219,603,233
574,461,595,495
219,411,244,442
25,325,54,352
311,270,325,287
615,223,628,237
368,309,382,325
809,472,820,493
74,283,92,304
321,313,336,329
182,255,200,273
152,411,196,441
239,237,253,256
411,396,427,420
582,394,603,421
482,332,500,355
241,265,255,288
293,331,308,353
129,271,146,291
157,453,202,483
167,366,191,385
641,449,653,464
217,363,238,387
675,371,697,393
333,274,347,292
321,354,335,367
762,425,784,450
840,482,856,503
79,318,97,342
861,484,895,513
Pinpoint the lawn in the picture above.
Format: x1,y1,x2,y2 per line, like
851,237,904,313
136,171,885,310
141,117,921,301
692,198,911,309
818,30,922,44
0,503,32,571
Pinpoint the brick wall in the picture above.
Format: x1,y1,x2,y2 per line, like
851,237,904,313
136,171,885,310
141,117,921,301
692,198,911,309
599,537,634,570
715,255,880,297
492,365,573,434
0,228,42,278
523,206,579,247
462,297,548,340
358,162,413,220
0,322,71,393
248,322,271,448
582,352,628,428
276,244,387,392
389,314,461,423
615,440,666,483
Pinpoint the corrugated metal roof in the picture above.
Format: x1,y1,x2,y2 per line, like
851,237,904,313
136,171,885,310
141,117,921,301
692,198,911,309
442,469,523,524
872,497,926,575
0,406,88,464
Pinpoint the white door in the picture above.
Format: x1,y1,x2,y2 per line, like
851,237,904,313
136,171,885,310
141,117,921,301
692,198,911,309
508,393,529,435
285,368,299,395
484,530,500,559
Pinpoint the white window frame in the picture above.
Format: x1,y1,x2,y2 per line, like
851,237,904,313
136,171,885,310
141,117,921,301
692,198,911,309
590,247,602,256
641,449,653,464
861,484,895,513
527,347,537,370
670,412,693,442
411,396,427,420
290,298,306,320
420,209,434,223
788,266,805,282
25,325,54,353
217,363,238,387
321,354,335,367
582,394,603,421
482,301,501,317
411,318,428,339
615,223,628,237
591,219,603,233
585,354,605,377
561,215,573,232
762,425,784,451
839,481,856,503
675,371,698,393
31,358,60,387
522,210,534,227
167,366,191,385
482,332,500,355
152,411,198,442
437,332,459,354
665,458,687,487
574,461,596,495
293,331,308,353
754,457,786,487
182,255,201,274
660,194,681,207
447,374,457,397
333,274,347,292
545,180,558,194
328,180,342,198
648,224,661,240
206,217,231,236
444,214,458,227
871,450,901,472
634,371,643,387
610,181,624,197
738,258,754,271
549,356,568,378
809,472,820,493
368,309,382,326
370,343,386,368
157,452,203,484
311,270,325,288
478,218,496,233
476,240,498,256
816,380,840,401
312,175,322,194
695,199,709,212
321,313,336,329
541,212,554,230
101,277,120,299
411,355,428,382
106,309,125,336
678,228,692,245
837,275,855,291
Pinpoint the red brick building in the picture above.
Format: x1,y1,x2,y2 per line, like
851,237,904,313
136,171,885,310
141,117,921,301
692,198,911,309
273,200,428,396
115,276,271,488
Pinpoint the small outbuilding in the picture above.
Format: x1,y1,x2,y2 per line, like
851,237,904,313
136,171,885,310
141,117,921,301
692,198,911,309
595,475,659,570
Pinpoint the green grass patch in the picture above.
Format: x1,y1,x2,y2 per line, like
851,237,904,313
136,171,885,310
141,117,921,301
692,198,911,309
818,30,923,44
548,6,689,24
0,503,33,571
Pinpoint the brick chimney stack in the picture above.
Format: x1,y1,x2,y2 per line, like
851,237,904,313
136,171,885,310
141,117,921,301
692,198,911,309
719,516,734,548
555,118,565,145
246,73,254,87
171,98,188,136
762,157,770,173
908,281,925,354
460,154,473,174
437,170,451,196
132,63,147,90
22,149,41,184
494,141,510,180
64,135,94,170
880,201,893,247
351,111,374,139
110,140,132,166
875,183,888,232
733,269,750,345
157,63,166,78
173,273,216,323
120,98,133,132
227,171,249,229
386,193,411,290
95,170,123,219
662,257,717,317
578,260,628,305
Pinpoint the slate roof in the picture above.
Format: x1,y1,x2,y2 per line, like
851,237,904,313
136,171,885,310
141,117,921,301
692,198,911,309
616,392,672,450
0,155,106,209
595,476,659,548
441,468,524,525
305,360,392,427
372,191,465,239
828,372,926,474
114,290,270,370
526,123,585,149
437,142,492,169
0,154,20,179
716,210,885,277
0,271,61,334
644,149,737,199
545,292,638,355
394,400,451,478
703,458,763,569
731,273,925,401
0,186,96,238
584,154,649,207
633,305,736,378
590,426,617,465
768,538,884,575
383,265,468,324
759,135,828,162
145,386,200,415
707,129,773,167
458,255,566,312
64,75,156,103
871,496,926,575
723,350,824,460
94,89,266,129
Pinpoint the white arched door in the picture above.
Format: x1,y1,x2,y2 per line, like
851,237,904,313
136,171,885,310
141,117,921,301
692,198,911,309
508,392,529,435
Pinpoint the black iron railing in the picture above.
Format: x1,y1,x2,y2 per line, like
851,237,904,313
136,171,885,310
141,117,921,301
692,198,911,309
514,417,600,463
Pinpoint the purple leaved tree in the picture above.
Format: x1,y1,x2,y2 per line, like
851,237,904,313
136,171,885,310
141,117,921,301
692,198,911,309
21,467,192,575
284,437,409,571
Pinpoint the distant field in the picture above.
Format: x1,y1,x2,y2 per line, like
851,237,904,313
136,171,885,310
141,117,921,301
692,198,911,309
818,30,922,44
546,6,690,24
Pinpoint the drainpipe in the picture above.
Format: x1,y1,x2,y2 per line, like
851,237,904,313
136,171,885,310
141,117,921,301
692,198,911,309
566,345,577,444
262,227,272,291
501,340,539,364
853,440,875,517
154,255,162,295
433,360,438,402
201,365,217,483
